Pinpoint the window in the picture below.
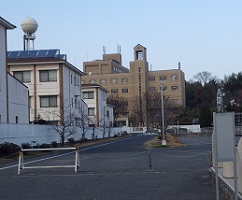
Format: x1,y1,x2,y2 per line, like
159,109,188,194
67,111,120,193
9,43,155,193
82,91,94,99
160,76,167,81
160,86,167,91
171,75,178,80
71,75,73,84
16,116,18,124
39,70,57,82
89,79,96,84
122,78,128,83
75,98,77,109
122,88,128,93
136,50,143,60
110,78,117,83
75,77,79,86
171,86,178,91
100,79,106,84
149,87,156,92
88,108,95,116
107,110,110,118
149,76,155,81
13,71,31,83
40,96,57,107
111,89,118,93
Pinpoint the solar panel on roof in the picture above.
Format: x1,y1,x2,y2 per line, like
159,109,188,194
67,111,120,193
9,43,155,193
7,49,61,59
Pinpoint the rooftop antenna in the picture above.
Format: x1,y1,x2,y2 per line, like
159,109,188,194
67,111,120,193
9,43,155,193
21,17,38,50
178,62,181,69
117,45,121,53
103,46,106,54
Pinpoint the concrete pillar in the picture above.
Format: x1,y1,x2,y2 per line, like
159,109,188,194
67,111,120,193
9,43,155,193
211,133,223,168
236,138,242,194
223,162,234,178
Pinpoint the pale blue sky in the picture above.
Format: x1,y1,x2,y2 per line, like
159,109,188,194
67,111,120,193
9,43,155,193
1,0,242,81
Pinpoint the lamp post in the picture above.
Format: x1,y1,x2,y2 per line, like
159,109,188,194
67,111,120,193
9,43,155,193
160,81,166,146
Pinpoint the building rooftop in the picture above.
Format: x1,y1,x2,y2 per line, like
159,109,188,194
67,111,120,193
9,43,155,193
7,49,66,60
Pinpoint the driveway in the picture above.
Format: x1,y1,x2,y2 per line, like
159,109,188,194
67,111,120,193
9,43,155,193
0,135,215,200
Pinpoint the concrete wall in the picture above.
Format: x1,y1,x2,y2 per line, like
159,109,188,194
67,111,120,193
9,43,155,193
0,24,7,123
7,74,29,124
0,123,124,146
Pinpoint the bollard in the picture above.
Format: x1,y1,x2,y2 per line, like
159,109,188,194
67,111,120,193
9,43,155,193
148,149,152,169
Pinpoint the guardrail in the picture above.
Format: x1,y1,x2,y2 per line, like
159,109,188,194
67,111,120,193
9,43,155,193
18,147,80,174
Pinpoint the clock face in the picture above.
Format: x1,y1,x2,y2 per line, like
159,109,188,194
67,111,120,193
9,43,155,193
137,50,143,60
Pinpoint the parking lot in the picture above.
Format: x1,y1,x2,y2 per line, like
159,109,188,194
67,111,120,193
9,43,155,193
0,135,215,200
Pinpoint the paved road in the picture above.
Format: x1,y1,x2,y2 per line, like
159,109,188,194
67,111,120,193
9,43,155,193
0,135,215,200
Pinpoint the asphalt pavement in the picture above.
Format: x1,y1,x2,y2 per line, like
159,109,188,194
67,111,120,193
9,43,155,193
0,135,215,200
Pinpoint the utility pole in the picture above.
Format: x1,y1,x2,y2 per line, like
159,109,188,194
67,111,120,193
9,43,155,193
160,81,166,146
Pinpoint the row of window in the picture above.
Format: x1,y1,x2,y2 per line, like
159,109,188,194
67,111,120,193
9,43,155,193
149,75,178,81
88,108,110,118
13,70,80,86
14,70,57,83
84,75,178,85
85,77,128,85
149,85,178,92
39,96,80,109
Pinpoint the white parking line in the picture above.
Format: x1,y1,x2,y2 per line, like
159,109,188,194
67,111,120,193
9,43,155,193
0,137,131,171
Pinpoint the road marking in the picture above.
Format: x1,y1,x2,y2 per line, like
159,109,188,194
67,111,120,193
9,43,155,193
0,137,131,171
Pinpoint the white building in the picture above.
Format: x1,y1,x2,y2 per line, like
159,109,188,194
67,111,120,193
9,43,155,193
0,17,29,124
7,49,87,125
81,84,114,127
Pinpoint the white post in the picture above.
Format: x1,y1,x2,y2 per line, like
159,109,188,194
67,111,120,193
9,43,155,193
160,81,166,146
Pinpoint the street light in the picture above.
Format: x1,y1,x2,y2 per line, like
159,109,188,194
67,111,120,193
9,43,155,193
160,81,166,146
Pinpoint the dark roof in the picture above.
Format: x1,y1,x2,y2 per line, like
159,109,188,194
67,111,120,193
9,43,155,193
0,17,16,29
81,84,109,93
7,57,65,63
7,49,64,59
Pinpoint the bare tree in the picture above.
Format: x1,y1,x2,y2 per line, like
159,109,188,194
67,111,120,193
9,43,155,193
107,94,128,126
129,96,146,127
41,103,77,146
51,112,77,146
144,90,178,133
193,71,218,85
129,91,178,134
89,115,98,139
76,101,89,140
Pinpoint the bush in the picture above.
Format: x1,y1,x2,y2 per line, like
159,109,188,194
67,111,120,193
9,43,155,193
67,138,75,144
21,142,32,149
51,141,57,148
38,143,51,148
0,142,20,157
121,131,128,136
79,138,88,143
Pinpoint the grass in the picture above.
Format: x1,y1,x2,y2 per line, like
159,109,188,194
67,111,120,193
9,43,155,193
144,134,186,148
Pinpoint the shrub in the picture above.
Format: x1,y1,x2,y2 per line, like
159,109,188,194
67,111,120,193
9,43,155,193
51,141,57,148
121,131,128,136
79,138,88,143
39,143,51,148
21,142,32,149
0,142,20,157
67,138,75,144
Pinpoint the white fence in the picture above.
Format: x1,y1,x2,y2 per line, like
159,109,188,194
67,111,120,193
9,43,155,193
0,123,125,146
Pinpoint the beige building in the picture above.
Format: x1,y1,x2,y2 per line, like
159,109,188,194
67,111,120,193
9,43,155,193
7,49,86,125
82,44,186,127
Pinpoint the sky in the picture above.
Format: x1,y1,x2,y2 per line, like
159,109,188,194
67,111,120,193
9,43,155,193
1,0,242,81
